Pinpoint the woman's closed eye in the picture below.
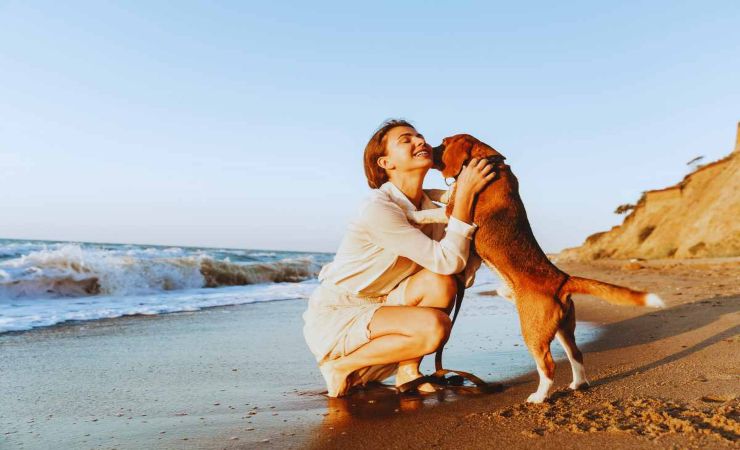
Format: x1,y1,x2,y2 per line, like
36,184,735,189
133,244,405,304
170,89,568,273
397,132,424,144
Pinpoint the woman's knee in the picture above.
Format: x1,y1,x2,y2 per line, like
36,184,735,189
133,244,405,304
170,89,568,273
414,271,457,307
414,310,451,354
436,274,458,299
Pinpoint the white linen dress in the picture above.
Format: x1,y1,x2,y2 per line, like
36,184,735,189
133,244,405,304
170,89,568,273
303,181,478,391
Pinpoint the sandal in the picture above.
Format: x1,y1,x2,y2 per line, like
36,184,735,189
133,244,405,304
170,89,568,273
395,374,447,394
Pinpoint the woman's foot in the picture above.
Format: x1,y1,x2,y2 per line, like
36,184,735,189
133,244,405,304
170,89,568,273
395,367,437,393
319,360,353,397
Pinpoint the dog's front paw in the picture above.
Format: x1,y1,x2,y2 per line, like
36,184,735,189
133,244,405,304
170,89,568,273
526,392,549,404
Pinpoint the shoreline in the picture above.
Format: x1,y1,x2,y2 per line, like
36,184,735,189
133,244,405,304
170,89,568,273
0,294,305,338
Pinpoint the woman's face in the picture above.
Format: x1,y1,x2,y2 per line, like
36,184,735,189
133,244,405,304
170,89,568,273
378,126,433,174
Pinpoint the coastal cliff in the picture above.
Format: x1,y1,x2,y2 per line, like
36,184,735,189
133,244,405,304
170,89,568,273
559,123,740,261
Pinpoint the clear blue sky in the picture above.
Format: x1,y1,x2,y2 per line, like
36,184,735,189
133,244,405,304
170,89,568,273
1,1,738,252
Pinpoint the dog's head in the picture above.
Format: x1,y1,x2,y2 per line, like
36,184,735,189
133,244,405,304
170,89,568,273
432,134,506,179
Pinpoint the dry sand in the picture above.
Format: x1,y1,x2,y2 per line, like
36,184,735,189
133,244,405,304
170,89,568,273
301,258,739,450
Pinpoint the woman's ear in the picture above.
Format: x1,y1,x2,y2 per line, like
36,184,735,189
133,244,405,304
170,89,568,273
377,156,394,170
440,145,471,179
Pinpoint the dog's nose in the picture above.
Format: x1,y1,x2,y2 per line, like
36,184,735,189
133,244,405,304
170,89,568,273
431,144,445,168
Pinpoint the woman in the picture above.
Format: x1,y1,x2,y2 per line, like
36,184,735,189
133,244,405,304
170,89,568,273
303,119,494,397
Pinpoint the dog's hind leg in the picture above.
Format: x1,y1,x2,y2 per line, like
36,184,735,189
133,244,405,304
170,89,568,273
526,343,555,403
520,305,559,403
555,301,589,390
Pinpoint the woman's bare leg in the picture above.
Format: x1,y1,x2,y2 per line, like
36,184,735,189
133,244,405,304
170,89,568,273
322,305,450,397
395,270,457,391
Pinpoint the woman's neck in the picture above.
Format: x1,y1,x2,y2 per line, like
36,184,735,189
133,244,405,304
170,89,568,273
388,173,425,210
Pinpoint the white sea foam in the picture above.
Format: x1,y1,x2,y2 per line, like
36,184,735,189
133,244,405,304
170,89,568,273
249,252,277,257
0,280,319,333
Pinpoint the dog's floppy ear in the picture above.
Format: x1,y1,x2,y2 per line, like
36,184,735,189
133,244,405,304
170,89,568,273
440,143,472,179
473,141,506,162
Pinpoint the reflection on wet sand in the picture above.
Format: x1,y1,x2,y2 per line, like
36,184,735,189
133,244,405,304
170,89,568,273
321,381,504,427
304,291,603,448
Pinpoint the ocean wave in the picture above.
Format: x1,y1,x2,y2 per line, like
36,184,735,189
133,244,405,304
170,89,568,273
0,244,321,299
201,257,316,286
0,241,65,259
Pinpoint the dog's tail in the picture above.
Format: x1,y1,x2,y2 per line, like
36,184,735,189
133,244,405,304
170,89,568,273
562,276,665,308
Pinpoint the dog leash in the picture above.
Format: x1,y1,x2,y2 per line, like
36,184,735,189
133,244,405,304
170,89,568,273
396,277,490,393
432,277,488,385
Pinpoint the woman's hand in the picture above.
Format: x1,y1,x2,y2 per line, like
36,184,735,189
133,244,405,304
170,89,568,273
450,158,496,226
455,158,496,200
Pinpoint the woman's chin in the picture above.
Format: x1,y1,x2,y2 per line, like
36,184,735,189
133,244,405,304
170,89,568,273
412,158,434,168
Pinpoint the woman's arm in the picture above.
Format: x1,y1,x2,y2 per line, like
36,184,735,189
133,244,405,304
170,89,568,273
361,197,475,275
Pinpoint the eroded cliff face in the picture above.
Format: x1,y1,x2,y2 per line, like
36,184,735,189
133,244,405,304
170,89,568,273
559,124,740,261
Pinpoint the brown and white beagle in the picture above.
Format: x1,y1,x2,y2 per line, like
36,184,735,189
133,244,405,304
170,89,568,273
403,134,664,403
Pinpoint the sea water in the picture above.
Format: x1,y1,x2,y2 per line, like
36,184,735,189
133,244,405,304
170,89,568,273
0,238,332,333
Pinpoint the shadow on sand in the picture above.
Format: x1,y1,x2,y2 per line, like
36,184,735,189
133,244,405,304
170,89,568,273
580,294,739,387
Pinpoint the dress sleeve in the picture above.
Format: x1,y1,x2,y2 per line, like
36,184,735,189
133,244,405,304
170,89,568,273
359,197,477,275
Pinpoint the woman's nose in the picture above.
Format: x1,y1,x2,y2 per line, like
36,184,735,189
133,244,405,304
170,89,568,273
412,136,427,147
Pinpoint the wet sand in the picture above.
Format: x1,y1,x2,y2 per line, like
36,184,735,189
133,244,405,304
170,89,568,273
1,270,598,449
2,258,738,449
0,299,328,449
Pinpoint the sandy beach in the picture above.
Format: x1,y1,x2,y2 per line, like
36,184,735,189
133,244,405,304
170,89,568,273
2,258,738,449
304,257,740,450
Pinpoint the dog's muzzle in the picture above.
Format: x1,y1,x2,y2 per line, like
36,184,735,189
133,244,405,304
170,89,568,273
432,144,445,169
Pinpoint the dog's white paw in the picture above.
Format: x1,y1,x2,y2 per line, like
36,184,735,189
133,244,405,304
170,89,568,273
526,392,548,404
645,293,666,308
569,380,590,390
